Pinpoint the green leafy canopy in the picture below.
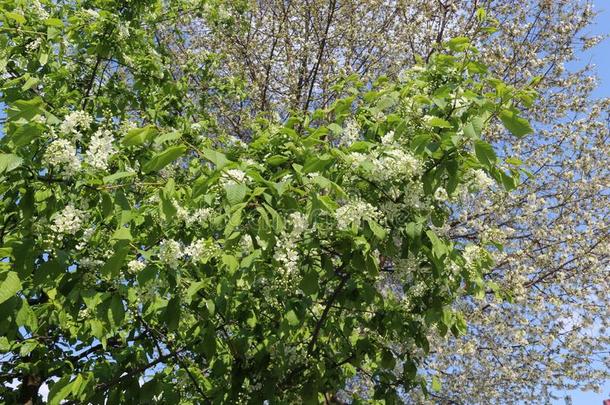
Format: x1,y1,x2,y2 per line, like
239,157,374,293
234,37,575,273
0,1,533,403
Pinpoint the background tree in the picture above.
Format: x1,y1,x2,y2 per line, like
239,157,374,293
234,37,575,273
177,0,610,403
0,0,537,404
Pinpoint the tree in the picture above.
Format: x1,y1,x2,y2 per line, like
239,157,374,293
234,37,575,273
0,1,536,404
181,0,609,402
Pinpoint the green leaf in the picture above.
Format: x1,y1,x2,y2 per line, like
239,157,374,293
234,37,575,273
446,36,470,52
44,18,64,27
473,140,496,168
5,12,26,24
499,110,533,138
224,205,244,237
285,310,299,326
299,271,319,296
7,98,44,121
159,191,177,220
123,125,158,146
111,227,132,241
164,297,180,331
205,299,215,316
0,154,23,174
499,170,517,191
221,254,239,273
201,147,229,169
431,375,442,392
303,155,335,174
367,220,387,240
100,241,130,277
0,272,21,305
427,117,452,128
154,130,182,146
426,230,448,258
11,123,43,147
108,295,125,328
22,76,40,91
224,182,247,205
266,155,288,166
142,145,187,173
103,171,136,184
16,299,38,331
48,376,73,405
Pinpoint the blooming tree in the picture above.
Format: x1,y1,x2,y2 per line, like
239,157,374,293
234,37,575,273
181,0,610,402
0,1,542,404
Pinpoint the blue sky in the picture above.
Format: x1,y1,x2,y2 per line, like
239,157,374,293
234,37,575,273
586,1,610,100
554,1,610,404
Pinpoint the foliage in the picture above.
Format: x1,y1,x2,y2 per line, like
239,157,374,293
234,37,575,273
0,1,539,404
184,1,610,403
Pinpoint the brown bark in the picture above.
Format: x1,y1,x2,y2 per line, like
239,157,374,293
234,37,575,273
17,374,41,405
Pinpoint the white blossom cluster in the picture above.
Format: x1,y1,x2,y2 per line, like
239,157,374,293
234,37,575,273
462,244,486,270
380,130,395,145
127,259,146,274
220,168,248,186
347,147,422,183
51,205,86,236
274,212,308,278
339,118,360,146
43,139,81,176
184,238,219,263
85,129,116,171
433,186,449,202
175,202,213,227
335,200,383,231
158,239,183,269
374,149,422,181
59,110,92,138
26,38,42,52
158,238,220,268
469,169,495,191
31,0,50,18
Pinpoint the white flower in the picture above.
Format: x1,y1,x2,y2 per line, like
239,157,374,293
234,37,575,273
175,202,213,227
83,9,100,19
381,130,395,145
434,187,449,202
240,234,254,252
127,259,146,273
273,212,309,277
184,239,218,263
60,111,92,138
221,169,248,185
470,169,494,190
79,258,103,270
346,152,368,169
339,118,360,146
335,200,382,231
274,244,299,275
288,212,308,235
76,227,95,250
85,129,116,171
158,239,183,269
51,205,85,235
375,148,422,181
26,38,42,52
31,0,50,19
43,139,81,176
463,244,485,269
